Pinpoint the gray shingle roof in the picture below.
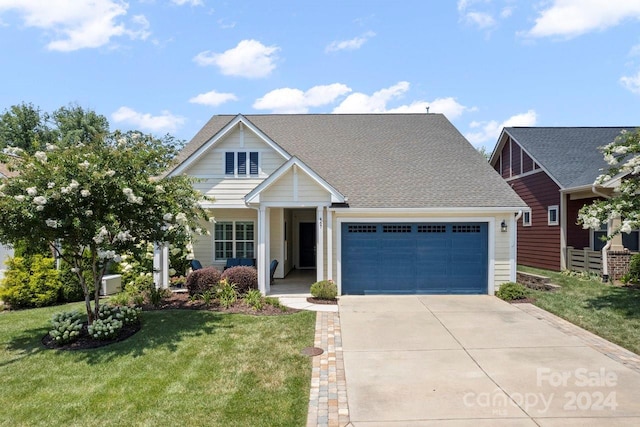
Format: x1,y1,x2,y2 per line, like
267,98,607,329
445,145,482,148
172,114,526,209
504,127,637,189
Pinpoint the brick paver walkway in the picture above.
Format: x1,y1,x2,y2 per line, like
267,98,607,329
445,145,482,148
516,302,640,373
306,311,350,427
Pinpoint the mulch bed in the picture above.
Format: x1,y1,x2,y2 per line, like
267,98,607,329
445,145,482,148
306,297,338,305
41,292,298,351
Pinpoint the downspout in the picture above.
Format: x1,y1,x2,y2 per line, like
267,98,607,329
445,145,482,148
592,184,612,282
511,210,523,282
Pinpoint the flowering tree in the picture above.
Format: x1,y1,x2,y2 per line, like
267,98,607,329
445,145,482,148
578,129,640,237
0,126,208,323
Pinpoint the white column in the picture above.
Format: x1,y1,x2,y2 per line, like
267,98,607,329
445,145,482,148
316,206,324,282
264,207,271,294
257,206,267,294
162,243,170,289
153,243,162,289
326,208,333,280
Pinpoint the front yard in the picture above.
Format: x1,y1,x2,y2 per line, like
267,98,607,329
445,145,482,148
0,303,315,426
519,265,640,354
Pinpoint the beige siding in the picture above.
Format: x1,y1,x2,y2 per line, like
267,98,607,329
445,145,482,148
261,168,331,203
193,179,262,206
191,219,213,267
283,209,294,274
269,208,285,278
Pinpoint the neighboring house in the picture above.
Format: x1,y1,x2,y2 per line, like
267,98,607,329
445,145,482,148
0,163,17,279
489,127,638,280
165,114,526,295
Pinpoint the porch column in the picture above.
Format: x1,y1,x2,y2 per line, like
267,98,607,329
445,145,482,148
326,208,333,280
153,243,162,289
264,207,271,294
162,243,169,289
609,217,625,251
257,206,267,294
316,206,324,282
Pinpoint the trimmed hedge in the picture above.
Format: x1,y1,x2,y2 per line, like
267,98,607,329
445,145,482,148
186,266,222,296
310,280,337,300
0,256,62,309
220,266,258,294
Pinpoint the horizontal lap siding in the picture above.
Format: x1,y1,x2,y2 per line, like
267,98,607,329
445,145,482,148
297,172,331,202
510,171,561,271
261,170,294,202
566,196,600,249
193,179,263,206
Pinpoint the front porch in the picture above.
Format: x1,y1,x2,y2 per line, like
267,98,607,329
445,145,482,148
268,269,316,297
566,246,635,281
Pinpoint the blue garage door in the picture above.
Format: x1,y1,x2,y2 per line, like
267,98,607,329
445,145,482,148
341,223,488,294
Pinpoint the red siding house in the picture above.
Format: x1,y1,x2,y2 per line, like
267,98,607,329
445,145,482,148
489,127,638,279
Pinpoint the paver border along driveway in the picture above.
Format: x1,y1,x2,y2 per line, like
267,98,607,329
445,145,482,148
339,295,640,426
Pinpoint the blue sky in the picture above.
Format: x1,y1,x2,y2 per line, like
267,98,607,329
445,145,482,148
0,0,639,150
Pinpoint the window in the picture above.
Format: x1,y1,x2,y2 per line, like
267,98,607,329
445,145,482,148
224,152,259,177
593,223,607,251
523,211,531,227
547,205,559,226
215,221,254,259
593,222,640,251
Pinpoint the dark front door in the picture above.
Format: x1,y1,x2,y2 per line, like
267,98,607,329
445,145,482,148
299,222,316,268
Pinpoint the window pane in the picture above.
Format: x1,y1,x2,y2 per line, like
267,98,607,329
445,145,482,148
225,152,234,175
215,242,233,259
238,152,247,175
249,152,259,175
593,231,607,251
623,231,639,252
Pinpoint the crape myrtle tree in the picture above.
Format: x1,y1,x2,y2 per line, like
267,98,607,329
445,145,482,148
578,128,640,238
0,107,209,323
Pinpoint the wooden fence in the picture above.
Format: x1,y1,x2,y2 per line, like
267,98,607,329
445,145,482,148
566,246,602,275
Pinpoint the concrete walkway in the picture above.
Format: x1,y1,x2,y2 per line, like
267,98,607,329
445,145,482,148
339,295,640,426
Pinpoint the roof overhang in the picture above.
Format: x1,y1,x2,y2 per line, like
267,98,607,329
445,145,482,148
329,206,529,214
167,114,291,177
244,156,346,205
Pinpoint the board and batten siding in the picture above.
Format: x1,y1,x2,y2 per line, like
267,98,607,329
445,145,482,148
510,171,561,271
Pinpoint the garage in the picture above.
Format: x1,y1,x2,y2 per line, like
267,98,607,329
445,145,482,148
341,222,488,295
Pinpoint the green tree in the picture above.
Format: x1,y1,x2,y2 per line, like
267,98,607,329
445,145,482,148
0,108,208,323
578,128,640,237
0,103,54,154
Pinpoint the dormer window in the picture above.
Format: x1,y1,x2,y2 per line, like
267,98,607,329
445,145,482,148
225,151,259,177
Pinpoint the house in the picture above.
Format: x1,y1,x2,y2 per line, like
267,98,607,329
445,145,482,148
489,127,638,280
0,163,17,279
164,114,527,295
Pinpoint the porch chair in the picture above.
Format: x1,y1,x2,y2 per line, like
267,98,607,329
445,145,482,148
270,259,279,286
190,259,203,271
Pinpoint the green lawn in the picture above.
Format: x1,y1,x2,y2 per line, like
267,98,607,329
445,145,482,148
519,265,640,354
0,303,316,427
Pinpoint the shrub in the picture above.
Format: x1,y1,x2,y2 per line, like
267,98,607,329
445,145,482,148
109,292,131,307
0,255,62,309
310,280,337,300
88,317,123,340
186,267,221,296
244,289,264,311
118,305,142,325
217,279,237,308
148,286,171,308
628,254,640,283
496,282,528,301
49,311,84,344
220,266,258,294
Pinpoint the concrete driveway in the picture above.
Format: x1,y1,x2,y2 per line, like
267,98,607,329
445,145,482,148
339,295,640,426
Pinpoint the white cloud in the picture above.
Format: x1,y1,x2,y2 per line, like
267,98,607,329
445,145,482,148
253,84,352,113
189,90,238,106
111,107,185,133
464,11,496,29
193,39,279,78
466,110,537,145
526,0,640,39
171,0,203,5
325,31,375,53
620,70,640,94
386,97,472,119
0,0,150,51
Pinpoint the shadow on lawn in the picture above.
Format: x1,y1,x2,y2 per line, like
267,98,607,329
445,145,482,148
4,309,230,366
584,285,640,320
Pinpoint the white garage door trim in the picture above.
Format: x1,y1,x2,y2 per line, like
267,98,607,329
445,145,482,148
336,216,496,295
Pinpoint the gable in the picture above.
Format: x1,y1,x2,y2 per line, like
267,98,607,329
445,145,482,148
490,131,546,183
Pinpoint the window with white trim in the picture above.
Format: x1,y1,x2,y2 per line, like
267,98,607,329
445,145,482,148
547,205,559,226
214,221,254,259
523,211,531,227
224,151,259,177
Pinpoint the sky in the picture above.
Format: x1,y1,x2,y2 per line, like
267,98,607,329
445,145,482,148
0,0,639,151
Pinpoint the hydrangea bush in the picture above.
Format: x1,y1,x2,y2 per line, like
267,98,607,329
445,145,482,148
0,108,210,325
578,129,640,238
49,310,84,344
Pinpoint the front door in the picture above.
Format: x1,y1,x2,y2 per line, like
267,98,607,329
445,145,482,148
299,222,316,268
